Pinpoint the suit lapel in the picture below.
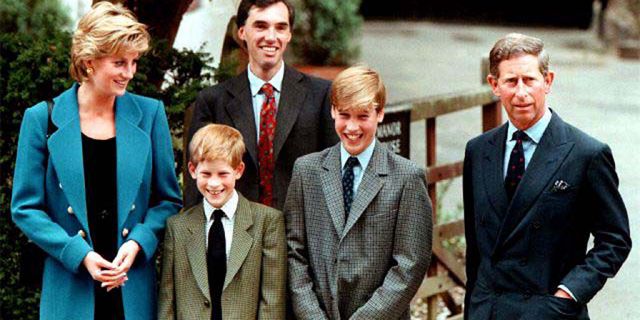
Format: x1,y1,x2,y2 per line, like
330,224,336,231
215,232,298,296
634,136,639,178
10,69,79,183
114,93,148,229
321,145,347,235
49,85,89,233
223,195,254,290
224,73,258,168
343,142,386,238
481,124,509,220
185,204,211,300
273,65,305,161
493,113,575,254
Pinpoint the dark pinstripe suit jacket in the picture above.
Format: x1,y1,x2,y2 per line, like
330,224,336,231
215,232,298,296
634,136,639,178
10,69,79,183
285,141,433,320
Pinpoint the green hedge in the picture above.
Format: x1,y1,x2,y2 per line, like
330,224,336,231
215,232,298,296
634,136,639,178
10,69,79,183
0,1,227,318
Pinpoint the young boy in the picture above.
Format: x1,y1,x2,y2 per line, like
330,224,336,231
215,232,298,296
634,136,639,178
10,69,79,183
285,65,433,319
159,124,286,320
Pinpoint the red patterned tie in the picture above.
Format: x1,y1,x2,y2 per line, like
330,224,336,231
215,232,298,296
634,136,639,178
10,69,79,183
258,83,276,206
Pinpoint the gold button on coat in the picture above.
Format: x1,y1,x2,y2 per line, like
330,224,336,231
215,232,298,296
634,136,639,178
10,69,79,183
78,230,86,238
122,228,129,238
67,206,74,214
130,204,136,211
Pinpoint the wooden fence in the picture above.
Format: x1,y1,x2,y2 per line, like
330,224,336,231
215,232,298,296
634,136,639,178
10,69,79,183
390,67,501,319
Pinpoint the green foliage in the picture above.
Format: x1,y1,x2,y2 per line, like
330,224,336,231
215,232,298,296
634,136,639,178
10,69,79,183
0,0,70,37
292,0,363,66
0,2,73,316
0,1,219,318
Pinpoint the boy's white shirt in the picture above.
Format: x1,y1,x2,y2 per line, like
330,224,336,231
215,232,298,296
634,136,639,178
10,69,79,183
203,189,238,261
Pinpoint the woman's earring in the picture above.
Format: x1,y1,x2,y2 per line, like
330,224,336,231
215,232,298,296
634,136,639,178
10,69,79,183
87,67,94,75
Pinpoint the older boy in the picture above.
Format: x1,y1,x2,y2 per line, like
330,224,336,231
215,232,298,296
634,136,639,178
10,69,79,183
159,124,286,320
285,65,433,319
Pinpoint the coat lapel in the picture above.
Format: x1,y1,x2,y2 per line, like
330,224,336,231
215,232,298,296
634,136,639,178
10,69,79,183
49,84,89,233
273,66,305,161
343,142,386,238
481,124,509,220
493,112,575,254
223,195,254,290
185,204,211,300
321,145,347,235
114,93,149,228
224,74,258,169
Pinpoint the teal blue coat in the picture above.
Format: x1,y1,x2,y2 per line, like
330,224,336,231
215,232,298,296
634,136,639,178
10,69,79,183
11,84,182,319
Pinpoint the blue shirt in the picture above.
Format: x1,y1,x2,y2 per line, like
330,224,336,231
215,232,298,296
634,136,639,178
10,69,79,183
340,139,376,197
247,63,285,143
503,108,552,178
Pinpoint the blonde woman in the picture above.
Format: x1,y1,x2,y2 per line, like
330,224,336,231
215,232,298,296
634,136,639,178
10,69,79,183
11,2,181,319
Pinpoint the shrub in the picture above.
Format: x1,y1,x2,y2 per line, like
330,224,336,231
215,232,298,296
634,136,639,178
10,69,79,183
291,0,363,66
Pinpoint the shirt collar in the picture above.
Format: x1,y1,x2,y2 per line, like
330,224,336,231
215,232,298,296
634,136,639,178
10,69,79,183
248,62,285,97
203,189,238,222
340,139,376,172
507,107,552,144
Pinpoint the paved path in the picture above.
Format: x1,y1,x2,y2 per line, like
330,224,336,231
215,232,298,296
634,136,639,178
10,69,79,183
359,21,640,318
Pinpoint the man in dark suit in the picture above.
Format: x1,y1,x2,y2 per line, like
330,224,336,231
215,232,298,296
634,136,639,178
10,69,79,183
186,0,338,209
463,33,631,320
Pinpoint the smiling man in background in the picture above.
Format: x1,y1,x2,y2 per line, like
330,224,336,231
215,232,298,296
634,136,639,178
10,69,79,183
186,0,338,210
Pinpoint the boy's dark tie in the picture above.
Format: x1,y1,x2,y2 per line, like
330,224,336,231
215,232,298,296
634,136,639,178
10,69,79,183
258,83,276,207
342,156,359,218
208,209,226,320
505,130,529,201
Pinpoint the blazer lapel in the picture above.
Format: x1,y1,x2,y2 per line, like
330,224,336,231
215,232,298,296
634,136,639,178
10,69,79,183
493,113,575,254
186,204,211,300
481,124,509,220
321,145,347,235
49,85,89,233
343,142,386,238
223,195,254,290
273,65,305,161
114,93,149,228
224,74,258,169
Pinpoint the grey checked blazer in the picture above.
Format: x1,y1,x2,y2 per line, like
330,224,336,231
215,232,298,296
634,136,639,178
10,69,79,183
158,194,287,319
285,141,433,320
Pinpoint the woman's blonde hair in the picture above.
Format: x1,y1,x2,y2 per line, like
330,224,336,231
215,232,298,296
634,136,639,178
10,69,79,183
70,2,150,82
331,64,386,113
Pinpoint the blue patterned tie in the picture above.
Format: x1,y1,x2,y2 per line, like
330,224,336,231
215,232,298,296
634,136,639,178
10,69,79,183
342,156,360,218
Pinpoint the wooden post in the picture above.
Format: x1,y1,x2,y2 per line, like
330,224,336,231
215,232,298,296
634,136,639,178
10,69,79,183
426,116,439,320
481,56,502,132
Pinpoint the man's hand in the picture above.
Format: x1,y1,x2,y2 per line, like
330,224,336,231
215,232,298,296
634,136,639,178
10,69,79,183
554,288,574,300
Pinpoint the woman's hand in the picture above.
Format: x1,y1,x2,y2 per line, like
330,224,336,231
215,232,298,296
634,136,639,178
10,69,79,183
102,240,141,291
82,251,126,288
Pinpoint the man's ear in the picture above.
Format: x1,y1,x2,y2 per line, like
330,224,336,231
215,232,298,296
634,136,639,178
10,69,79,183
487,74,500,96
544,70,555,94
188,161,197,179
376,109,385,123
237,26,246,42
234,161,245,180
